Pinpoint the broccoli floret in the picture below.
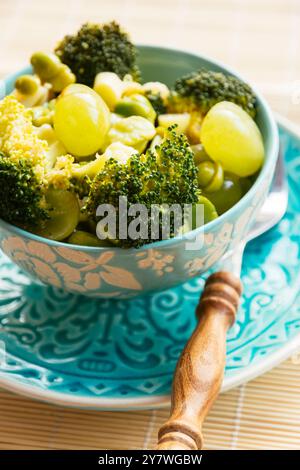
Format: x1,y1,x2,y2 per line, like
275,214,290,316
84,127,200,247
55,22,140,87
170,69,257,117
0,96,85,230
0,153,49,227
70,174,92,199
0,96,50,228
144,91,167,117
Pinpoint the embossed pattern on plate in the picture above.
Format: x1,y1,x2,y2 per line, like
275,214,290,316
0,123,300,409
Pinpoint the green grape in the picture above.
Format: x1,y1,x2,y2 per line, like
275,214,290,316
203,173,243,215
53,85,110,157
108,115,155,153
200,101,264,177
192,195,218,228
115,94,156,123
67,230,111,247
37,188,80,241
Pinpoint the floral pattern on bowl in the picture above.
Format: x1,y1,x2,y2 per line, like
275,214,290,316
0,186,269,298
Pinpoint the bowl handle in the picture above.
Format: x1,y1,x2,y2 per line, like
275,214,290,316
156,271,242,450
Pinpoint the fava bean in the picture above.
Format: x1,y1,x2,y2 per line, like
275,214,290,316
15,75,40,96
197,161,224,193
115,94,156,123
31,51,62,81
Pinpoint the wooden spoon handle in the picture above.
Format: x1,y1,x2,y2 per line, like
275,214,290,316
156,271,242,450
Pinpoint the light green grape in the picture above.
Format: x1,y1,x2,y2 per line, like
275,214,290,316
108,115,155,153
53,84,110,157
200,101,264,177
37,188,80,241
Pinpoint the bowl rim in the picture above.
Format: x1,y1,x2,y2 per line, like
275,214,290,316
0,45,279,253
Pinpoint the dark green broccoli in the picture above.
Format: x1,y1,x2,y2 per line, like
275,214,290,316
170,69,257,117
0,153,49,228
84,127,201,247
144,90,167,117
70,174,92,199
0,150,84,239
55,22,140,87
0,96,50,228
0,96,81,237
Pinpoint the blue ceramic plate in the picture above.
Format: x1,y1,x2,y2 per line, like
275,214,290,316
0,117,299,410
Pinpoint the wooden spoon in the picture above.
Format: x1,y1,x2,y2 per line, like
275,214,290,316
156,271,242,450
156,150,287,450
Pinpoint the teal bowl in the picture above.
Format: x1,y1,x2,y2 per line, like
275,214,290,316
0,46,279,298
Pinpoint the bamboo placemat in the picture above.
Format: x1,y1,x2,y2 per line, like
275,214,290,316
1,0,300,450
1,359,300,450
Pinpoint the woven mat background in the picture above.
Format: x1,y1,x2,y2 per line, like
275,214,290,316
1,0,300,450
